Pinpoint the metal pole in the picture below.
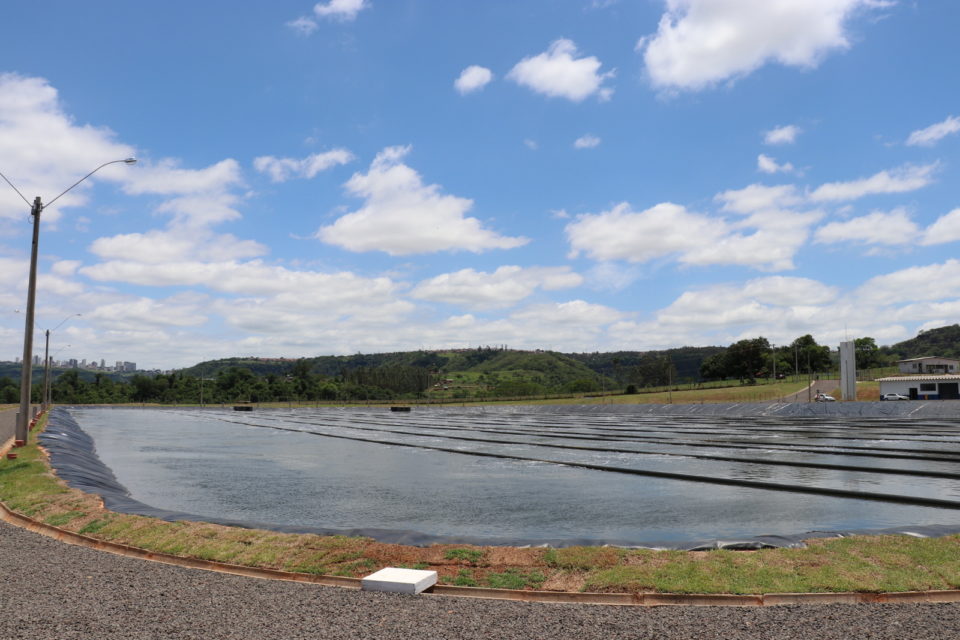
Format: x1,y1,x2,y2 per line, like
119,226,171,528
44,354,52,408
16,197,42,443
41,329,50,411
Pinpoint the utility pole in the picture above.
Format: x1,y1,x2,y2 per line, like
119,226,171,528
41,330,50,411
16,197,42,443
3,158,136,444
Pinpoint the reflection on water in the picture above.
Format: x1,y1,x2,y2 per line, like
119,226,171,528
71,407,960,545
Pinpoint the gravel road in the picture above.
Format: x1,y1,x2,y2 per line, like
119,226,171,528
2,521,959,639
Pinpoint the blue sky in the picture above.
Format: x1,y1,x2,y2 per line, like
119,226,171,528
1,0,959,369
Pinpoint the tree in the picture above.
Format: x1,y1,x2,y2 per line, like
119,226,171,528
699,352,727,381
723,337,771,383
854,337,882,370
790,335,832,374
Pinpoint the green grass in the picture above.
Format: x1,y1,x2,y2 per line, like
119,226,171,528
485,569,547,590
444,548,485,564
582,538,960,594
43,510,85,527
453,569,478,586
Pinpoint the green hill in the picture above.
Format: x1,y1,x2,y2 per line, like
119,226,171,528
884,324,960,360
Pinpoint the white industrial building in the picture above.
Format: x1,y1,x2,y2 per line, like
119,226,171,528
877,375,960,400
897,357,960,375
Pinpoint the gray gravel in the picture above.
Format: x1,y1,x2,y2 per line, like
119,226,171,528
2,521,960,639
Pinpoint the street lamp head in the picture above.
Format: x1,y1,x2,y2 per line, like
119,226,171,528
123,158,137,165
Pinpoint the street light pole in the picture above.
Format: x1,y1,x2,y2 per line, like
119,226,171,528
42,329,50,412
16,197,42,442
41,313,81,411
2,158,136,444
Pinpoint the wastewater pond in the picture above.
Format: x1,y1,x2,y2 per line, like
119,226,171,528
68,406,960,546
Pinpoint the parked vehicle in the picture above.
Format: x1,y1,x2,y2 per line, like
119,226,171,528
814,393,836,402
880,393,910,401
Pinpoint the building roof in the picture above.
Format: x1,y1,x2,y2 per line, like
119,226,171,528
877,375,960,382
898,356,960,363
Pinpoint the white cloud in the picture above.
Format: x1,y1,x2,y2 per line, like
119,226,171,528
87,297,207,330
809,163,937,202
574,134,602,149
681,213,819,272
921,208,960,246
640,0,885,91
313,0,369,21
454,66,494,95
253,149,354,182
508,39,615,102
411,266,583,310
121,158,242,196
906,115,960,147
0,73,136,223
856,259,960,306
90,229,266,264
757,154,794,174
814,208,919,246
764,124,802,145
51,260,81,277
584,262,643,292
566,202,723,264
317,145,528,255
287,16,318,35
524,139,539,150
741,276,839,306
716,183,802,214
566,196,818,272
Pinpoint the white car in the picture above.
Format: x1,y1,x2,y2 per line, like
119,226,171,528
880,393,910,401
814,393,836,402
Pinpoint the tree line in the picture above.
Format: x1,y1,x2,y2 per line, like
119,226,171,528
699,335,887,383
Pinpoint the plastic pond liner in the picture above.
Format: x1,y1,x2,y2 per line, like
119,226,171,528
40,404,960,550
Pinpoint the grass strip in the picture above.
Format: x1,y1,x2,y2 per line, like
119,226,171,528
0,411,958,594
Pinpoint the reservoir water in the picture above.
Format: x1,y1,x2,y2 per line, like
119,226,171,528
68,406,960,546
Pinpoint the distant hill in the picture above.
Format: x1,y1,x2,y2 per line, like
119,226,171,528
884,325,960,360
568,347,726,383
177,346,722,389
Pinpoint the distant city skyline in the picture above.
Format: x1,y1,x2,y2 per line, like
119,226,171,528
1,2,958,369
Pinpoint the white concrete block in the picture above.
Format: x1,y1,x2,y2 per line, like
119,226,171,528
361,567,437,594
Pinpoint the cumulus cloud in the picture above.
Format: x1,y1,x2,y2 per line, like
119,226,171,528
411,266,583,310
454,66,494,95
0,73,135,223
857,259,960,306
286,16,319,35
566,195,818,272
574,134,602,149
715,184,802,214
921,208,960,246
809,163,937,202
253,149,354,182
906,115,960,147
316,145,528,255
764,124,801,145
508,39,615,102
122,158,242,196
814,208,919,246
640,0,886,91
757,154,794,174
313,0,369,21
90,229,267,264
86,297,207,330
565,202,723,264
287,0,369,35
